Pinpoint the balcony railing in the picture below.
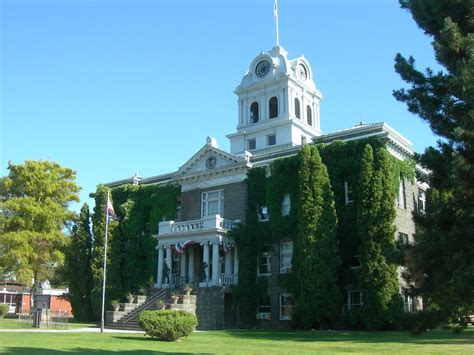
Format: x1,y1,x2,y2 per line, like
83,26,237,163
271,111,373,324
220,273,238,286
158,214,238,236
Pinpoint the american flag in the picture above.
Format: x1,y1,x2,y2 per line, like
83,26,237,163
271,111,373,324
105,197,117,223
174,240,195,255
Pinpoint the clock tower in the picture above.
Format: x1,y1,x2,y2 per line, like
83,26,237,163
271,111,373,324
227,45,322,155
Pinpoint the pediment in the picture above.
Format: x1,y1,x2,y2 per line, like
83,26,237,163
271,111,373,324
176,143,249,179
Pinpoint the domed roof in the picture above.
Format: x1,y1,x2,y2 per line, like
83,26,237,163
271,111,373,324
236,45,317,93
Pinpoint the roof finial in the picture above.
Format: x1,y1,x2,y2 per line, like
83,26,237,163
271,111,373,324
274,0,280,46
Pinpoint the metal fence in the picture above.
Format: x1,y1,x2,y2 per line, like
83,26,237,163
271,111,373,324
17,310,69,329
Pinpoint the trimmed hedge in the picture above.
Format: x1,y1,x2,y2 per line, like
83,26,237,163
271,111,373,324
138,310,197,341
0,304,9,318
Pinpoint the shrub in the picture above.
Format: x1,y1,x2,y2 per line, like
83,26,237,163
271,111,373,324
138,310,197,341
0,304,10,318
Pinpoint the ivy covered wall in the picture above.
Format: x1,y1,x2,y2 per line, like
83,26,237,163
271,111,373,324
89,183,179,319
233,138,415,329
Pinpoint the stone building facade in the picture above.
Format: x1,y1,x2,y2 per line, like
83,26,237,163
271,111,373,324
106,45,426,329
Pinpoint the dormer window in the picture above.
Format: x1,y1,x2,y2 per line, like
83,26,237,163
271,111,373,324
250,102,259,123
306,106,312,126
269,96,278,119
294,98,301,119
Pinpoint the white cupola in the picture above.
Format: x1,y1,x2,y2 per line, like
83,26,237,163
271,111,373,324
226,45,322,155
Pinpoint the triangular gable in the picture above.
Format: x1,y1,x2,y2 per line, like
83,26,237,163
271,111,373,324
176,143,248,178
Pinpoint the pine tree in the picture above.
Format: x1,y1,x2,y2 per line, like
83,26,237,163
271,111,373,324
294,146,340,329
64,203,93,321
394,0,474,324
358,147,402,329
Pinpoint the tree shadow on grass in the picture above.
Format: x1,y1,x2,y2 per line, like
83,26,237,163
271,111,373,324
220,329,474,345
2,348,197,355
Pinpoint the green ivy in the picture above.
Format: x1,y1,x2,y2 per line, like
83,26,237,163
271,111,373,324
233,137,415,328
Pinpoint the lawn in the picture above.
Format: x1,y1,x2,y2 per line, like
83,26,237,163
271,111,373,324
0,324,473,354
0,317,98,330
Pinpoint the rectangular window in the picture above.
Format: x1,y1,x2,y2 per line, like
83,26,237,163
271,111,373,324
301,136,307,145
248,138,256,150
257,206,269,222
344,181,353,205
398,232,409,245
403,293,414,312
267,134,276,146
257,295,271,320
175,199,182,221
347,290,362,310
280,293,295,320
350,254,360,269
280,242,293,273
397,179,406,209
281,194,291,216
418,189,426,214
201,190,223,218
258,245,272,275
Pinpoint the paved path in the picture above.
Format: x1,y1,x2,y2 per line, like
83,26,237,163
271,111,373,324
0,327,144,333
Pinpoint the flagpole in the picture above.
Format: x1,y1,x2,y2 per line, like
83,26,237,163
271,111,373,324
100,189,110,333
274,0,280,46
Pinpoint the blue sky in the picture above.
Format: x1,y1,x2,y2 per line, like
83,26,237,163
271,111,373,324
1,0,441,211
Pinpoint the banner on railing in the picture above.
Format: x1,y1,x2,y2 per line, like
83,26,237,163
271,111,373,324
174,240,196,255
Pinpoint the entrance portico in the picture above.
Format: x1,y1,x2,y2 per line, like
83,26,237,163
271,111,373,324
154,214,238,288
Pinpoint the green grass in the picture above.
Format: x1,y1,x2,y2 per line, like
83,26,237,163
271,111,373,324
0,317,98,330
0,326,473,354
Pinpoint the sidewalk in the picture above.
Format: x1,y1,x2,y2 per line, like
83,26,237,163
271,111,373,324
0,327,144,333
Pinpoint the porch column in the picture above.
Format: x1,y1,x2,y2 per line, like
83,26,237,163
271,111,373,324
157,246,164,287
165,245,172,284
180,251,186,279
225,248,232,275
211,241,219,284
233,246,239,276
187,248,194,282
203,242,210,282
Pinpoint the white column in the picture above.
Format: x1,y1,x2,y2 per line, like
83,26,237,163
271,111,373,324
180,252,186,279
166,245,172,284
212,241,220,284
233,246,239,277
203,242,210,282
157,246,164,287
188,248,194,282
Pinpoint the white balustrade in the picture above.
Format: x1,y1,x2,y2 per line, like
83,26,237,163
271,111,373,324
158,215,237,236
220,273,238,286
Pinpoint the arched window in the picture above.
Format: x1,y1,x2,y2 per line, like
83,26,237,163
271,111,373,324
269,96,278,119
294,98,301,119
306,105,312,126
250,102,259,123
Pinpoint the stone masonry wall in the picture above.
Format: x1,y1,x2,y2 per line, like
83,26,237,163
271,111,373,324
195,287,225,330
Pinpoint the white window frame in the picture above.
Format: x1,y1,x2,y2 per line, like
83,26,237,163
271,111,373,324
418,189,426,214
397,179,406,209
347,290,362,310
280,241,293,274
403,293,414,312
257,295,272,320
281,194,291,217
257,245,272,276
201,190,224,218
280,293,295,320
247,138,256,151
257,206,269,222
344,181,353,205
301,136,307,145
267,134,276,146
398,232,409,244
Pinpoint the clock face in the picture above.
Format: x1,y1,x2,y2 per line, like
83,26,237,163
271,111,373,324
255,60,271,78
206,156,217,170
298,64,308,80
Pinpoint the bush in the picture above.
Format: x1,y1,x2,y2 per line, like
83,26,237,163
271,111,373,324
0,304,10,318
138,310,197,341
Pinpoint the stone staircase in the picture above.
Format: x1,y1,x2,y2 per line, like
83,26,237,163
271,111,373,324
106,288,197,331
106,288,171,331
